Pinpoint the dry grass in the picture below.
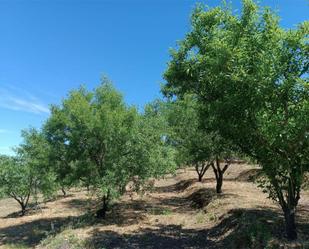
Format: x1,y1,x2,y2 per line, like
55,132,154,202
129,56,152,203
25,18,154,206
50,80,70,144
0,164,308,249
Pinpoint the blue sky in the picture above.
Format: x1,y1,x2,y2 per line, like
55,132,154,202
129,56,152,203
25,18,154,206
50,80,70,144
0,0,308,155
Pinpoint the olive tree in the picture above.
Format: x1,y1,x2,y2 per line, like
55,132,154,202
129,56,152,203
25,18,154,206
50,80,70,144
163,0,308,240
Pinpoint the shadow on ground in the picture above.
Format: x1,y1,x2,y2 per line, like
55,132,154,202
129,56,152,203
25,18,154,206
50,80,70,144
154,169,262,195
1,205,308,249
63,198,97,212
86,224,211,249
85,208,309,249
0,199,149,247
154,179,197,193
3,205,48,219
1,183,308,249
0,216,81,247
152,187,238,213
233,168,262,182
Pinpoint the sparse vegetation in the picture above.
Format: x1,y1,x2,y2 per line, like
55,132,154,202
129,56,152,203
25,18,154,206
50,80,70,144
0,165,307,249
39,229,87,249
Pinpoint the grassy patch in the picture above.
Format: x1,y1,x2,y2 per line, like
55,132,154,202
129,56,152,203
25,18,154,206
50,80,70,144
195,211,205,224
148,207,173,215
4,244,30,249
39,229,86,249
207,212,218,222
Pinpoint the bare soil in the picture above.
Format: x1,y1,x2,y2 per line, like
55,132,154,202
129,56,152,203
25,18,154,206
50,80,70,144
0,164,308,249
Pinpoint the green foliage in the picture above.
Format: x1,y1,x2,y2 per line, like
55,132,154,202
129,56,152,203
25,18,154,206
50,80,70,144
165,95,209,166
0,129,57,214
164,94,236,187
43,107,77,194
17,128,57,200
44,79,176,211
166,95,235,166
39,229,86,249
163,0,308,240
0,155,32,214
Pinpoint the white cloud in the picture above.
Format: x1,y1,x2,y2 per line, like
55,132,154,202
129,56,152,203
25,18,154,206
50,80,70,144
0,86,50,114
0,129,9,134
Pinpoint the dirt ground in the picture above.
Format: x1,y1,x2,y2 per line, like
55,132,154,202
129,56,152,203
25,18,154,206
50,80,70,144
0,164,308,249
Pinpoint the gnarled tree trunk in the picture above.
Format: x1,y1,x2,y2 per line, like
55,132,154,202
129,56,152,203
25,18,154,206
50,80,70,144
211,157,230,194
274,176,300,241
195,162,211,182
61,187,67,197
283,208,297,240
11,191,31,216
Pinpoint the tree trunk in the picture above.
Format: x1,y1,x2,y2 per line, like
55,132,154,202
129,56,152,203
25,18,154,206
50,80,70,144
96,191,110,219
212,157,229,194
284,208,297,240
61,187,67,197
198,174,203,182
274,176,300,241
102,195,108,218
216,173,223,193
195,162,211,182
20,203,26,216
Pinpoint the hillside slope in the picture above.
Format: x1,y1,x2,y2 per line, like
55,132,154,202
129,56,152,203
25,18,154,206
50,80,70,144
0,164,308,249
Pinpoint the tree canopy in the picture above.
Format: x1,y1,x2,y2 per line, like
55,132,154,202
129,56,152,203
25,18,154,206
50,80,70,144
44,80,176,217
163,0,308,240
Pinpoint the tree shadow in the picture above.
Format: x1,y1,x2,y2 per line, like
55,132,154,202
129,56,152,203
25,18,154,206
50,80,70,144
207,208,309,248
86,224,212,249
151,195,190,213
233,168,262,182
0,199,150,248
0,213,96,247
2,194,76,219
3,205,48,219
153,169,262,195
43,193,74,204
154,178,197,193
63,197,148,227
151,188,238,214
1,201,308,248
63,198,96,211
187,188,218,209
96,199,148,227
84,207,309,249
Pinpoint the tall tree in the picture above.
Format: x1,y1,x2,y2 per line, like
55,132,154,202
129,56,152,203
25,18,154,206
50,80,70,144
45,79,176,218
163,0,308,240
